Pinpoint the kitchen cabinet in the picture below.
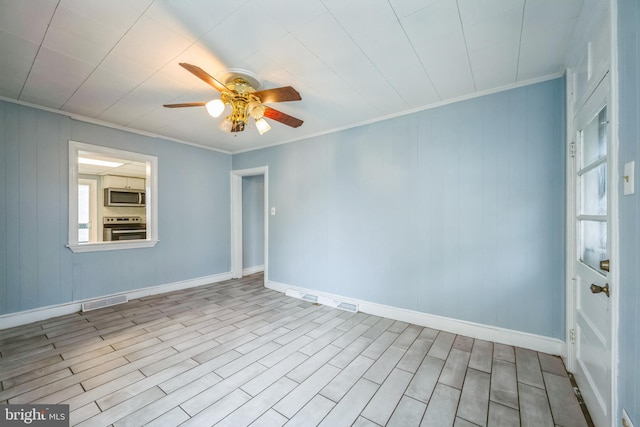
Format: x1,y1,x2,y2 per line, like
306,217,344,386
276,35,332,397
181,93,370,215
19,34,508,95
103,175,145,190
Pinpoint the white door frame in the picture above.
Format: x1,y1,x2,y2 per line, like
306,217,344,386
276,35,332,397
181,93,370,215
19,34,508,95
565,69,577,368
230,166,269,281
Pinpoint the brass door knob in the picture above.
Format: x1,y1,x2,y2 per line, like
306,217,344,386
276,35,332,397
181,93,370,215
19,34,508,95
590,283,610,297
600,259,610,272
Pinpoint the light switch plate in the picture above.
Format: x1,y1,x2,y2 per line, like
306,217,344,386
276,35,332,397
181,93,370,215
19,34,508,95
624,161,635,195
271,207,276,215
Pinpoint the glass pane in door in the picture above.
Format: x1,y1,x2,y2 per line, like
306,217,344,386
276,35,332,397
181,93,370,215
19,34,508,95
580,220,607,271
581,106,607,167
581,163,607,215
578,104,608,273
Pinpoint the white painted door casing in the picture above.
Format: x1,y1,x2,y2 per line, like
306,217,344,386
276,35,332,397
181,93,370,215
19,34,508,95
230,167,269,281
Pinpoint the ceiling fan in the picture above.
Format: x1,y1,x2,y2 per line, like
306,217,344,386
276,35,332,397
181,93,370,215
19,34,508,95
164,63,303,135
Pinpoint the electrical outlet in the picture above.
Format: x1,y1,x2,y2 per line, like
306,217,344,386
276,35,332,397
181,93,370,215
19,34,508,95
623,409,635,427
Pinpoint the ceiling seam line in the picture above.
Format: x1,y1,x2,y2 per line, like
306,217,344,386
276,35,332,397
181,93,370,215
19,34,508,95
96,0,251,124
288,29,377,113
456,0,477,91
307,6,412,111
18,0,61,101
515,0,527,81
128,1,252,124
388,0,442,102
59,1,157,114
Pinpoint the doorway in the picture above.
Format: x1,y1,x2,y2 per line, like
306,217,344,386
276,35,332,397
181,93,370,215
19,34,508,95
230,166,269,281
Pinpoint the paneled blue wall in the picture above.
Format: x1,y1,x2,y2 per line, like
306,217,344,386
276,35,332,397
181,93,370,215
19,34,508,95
242,175,264,269
617,0,640,423
234,79,566,339
0,101,231,316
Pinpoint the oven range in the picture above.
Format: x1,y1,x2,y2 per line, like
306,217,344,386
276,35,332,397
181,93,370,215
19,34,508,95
103,216,146,241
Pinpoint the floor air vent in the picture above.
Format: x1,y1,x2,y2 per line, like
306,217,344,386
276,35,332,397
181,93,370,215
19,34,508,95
82,295,128,312
301,294,318,303
337,302,358,312
285,289,358,313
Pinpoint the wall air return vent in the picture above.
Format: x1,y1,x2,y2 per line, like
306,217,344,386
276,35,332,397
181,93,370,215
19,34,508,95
285,289,358,313
82,295,128,312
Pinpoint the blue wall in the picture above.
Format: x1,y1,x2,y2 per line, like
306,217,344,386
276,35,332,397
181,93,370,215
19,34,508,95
242,174,264,269
234,78,566,339
0,80,567,341
0,101,231,316
617,0,640,423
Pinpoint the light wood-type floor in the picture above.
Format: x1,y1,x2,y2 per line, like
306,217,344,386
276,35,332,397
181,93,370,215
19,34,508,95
0,273,590,427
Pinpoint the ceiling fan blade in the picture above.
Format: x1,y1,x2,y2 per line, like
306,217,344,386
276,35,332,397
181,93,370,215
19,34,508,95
163,102,207,108
263,106,303,128
253,86,301,103
179,63,229,92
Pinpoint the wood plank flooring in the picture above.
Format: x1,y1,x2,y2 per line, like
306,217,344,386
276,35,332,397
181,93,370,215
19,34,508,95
0,273,590,427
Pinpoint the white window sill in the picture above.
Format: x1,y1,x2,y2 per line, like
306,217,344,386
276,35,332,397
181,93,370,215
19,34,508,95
67,240,159,253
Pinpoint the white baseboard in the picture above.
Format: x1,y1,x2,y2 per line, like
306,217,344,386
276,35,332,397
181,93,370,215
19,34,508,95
1,274,566,357
267,280,566,357
243,264,265,276
0,272,233,330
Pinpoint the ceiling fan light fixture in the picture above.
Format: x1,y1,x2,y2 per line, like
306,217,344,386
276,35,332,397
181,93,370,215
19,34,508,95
248,101,265,120
165,64,303,136
205,99,225,117
219,116,233,133
255,118,271,135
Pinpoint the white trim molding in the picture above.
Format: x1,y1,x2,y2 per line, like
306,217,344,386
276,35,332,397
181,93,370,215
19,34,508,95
232,73,564,155
0,95,231,154
565,67,578,373
0,272,232,330
68,140,159,252
267,280,566,357
230,166,269,281
608,1,621,424
243,264,265,276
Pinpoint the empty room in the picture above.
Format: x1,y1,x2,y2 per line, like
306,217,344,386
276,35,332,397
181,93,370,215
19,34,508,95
0,1,639,426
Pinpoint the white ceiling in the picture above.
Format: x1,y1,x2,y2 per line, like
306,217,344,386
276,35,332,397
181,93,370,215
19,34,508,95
0,0,584,154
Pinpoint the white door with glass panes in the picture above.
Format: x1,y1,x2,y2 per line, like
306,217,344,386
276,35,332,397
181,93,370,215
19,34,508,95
572,76,612,427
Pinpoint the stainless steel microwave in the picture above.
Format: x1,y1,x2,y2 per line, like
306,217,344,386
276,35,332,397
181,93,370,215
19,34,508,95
104,188,146,207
